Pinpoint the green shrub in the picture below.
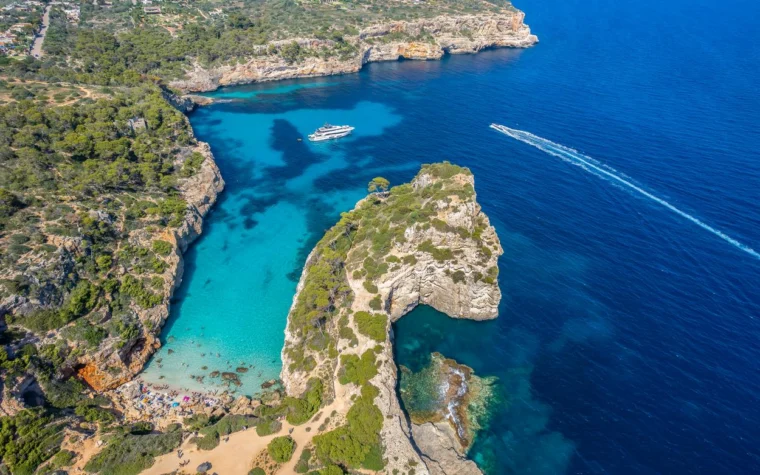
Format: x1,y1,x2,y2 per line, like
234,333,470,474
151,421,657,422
320,465,345,475
151,240,172,256
361,442,385,471
181,152,205,177
50,449,76,468
96,254,113,271
284,379,323,425
193,431,219,450
248,469,266,475
75,403,116,424
451,270,466,284
354,311,387,342
417,240,453,262
420,161,471,179
23,280,98,331
0,409,66,474
339,350,378,386
190,414,256,450
294,448,312,473
369,295,382,310
183,414,211,431
313,384,383,469
267,436,296,463
120,275,162,308
483,265,499,284
84,431,181,475
363,280,378,293
339,325,358,347
402,254,417,265
256,417,282,436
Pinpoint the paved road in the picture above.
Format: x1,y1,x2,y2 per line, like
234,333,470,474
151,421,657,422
30,4,51,58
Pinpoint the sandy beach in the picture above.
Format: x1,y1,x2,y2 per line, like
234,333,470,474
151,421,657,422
143,390,350,475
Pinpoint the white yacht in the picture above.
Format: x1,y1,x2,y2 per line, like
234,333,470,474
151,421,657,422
308,124,355,142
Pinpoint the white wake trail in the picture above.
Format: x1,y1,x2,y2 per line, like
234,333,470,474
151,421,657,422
490,123,760,260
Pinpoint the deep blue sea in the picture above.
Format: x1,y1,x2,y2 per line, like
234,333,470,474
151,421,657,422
143,0,760,472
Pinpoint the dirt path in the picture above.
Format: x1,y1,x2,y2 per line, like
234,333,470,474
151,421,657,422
30,5,51,58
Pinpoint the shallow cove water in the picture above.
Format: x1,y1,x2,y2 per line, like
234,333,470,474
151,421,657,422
143,0,760,471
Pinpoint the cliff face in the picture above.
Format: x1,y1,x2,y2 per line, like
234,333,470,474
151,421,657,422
170,13,537,92
280,163,503,475
380,177,502,322
76,142,224,391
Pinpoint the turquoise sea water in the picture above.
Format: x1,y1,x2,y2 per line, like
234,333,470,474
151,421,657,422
141,98,403,395
143,0,760,472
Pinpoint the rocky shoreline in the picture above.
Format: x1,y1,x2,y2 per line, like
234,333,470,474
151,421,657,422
171,12,537,94
401,352,497,474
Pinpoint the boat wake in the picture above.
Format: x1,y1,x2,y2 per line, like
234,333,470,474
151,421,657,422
490,123,760,260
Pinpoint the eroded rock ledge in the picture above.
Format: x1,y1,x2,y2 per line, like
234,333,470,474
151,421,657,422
280,163,503,474
171,12,537,93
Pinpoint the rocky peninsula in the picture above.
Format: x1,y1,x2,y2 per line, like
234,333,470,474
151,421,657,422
171,12,537,93
279,162,503,474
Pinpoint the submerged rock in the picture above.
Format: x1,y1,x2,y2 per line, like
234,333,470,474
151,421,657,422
400,352,495,453
221,372,241,386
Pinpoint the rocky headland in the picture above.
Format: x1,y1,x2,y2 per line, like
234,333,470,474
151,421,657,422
170,12,537,93
279,162,503,474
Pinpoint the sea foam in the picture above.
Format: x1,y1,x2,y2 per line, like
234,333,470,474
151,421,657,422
490,124,760,261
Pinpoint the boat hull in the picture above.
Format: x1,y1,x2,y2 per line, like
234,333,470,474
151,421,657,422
308,127,354,142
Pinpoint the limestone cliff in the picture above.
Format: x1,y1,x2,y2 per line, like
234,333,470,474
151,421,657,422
170,12,537,93
279,163,502,474
76,141,224,391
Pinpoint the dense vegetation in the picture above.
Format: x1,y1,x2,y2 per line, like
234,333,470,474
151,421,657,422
190,414,258,450
313,384,385,470
267,435,296,463
83,425,182,475
353,311,388,342
339,349,379,386
0,85,201,346
0,409,66,475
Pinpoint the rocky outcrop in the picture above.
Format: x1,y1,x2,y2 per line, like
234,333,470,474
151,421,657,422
400,353,496,475
280,163,503,474
77,141,224,391
170,12,537,92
